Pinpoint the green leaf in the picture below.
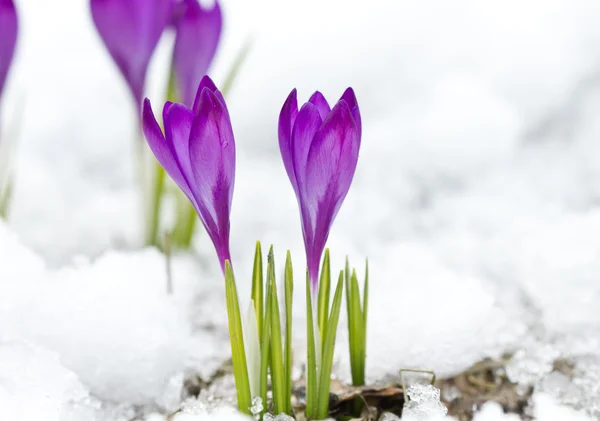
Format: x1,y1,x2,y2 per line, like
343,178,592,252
362,259,369,381
267,248,286,414
259,273,272,414
305,272,317,420
349,269,365,386
224,261,252,414
316,271,345,419
284,251,294,414
252,241,264,341
317,249,331,349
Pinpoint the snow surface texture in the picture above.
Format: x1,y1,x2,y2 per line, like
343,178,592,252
2,0,600,419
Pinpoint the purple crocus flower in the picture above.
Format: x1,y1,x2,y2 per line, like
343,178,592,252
90,0,173,107
279,88,362,290
0,0,18,101
172,0,222,107
142,75,235,271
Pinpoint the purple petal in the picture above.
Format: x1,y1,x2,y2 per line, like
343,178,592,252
188,87,235,269
340,87,361,138
278,89,299,194
0,0,18,99
143,98,194,202
303,100,360,287
308,91,331,121
163,102,196,197
291,102,322,197
173,0,222,107
192,74,218,112
90,0,172,106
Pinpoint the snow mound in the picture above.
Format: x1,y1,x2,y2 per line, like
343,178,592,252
0,341,100,421
0,221,222,408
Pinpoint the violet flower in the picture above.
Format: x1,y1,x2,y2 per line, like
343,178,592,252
172,0,222,107
90,0,173,107
279,88,362,290
0,0,18,101
142,75,235,270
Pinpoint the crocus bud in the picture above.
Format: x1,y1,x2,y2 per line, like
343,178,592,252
279,88,362,290
0,0,18,101
172,0,222,107
90,0,173,107
142,75,235,271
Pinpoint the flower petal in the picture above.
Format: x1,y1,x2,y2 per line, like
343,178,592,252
192,74,218,113
278,89,299,193
340,87,361,138
0,0,18,99
303,100,360,283
90,0,172,105
163,101,196,195
173,0,222,107
291,102,322,197
187,87,235,265
308,91,331,121
143,98,193,202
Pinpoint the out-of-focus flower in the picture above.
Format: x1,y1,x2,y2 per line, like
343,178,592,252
279,88,362,290
90,0,173,106
0,0,18,100
142,75,235,270
172,0,222,107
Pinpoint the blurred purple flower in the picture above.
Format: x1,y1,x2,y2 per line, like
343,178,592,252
143,75,235,270
0,0,18,100
90,0,173,107
172,0,222,107
279,88,362,290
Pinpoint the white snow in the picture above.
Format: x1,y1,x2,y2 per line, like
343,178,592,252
0,341,99,421
402,384,448,421
1,0,600,419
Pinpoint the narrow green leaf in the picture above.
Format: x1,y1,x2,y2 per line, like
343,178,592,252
305,271,317,420
317,249,331,349
268,248,286,414
259,274,272,414
344,257,355,384
316,271,345,419
349,269,364,385
224,261,252,414
284,251,294,414
252,241,264,341
362,259,369,382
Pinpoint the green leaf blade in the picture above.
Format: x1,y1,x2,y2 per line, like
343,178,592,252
316,271,345,419
224,261,252,414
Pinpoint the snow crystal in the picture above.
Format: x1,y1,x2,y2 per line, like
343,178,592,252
249,396,264,417
172,406,251,421
380,413,401,421
261,413,295,421
506,340,560,393
472,403,520,421
402,384,448,421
